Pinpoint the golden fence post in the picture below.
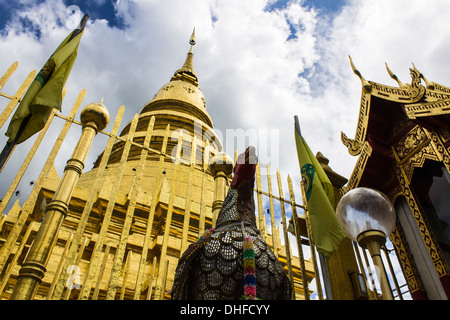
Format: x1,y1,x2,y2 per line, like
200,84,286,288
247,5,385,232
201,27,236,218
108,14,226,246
266,165,279,257
161,259,170,299
383,246,403,300
105,115,154,300
78,113,138,300
154,135,183,300
0,89,85,274
0,87,68,185
0,69,36,131
92,245,110,300
255,163,267,238
119,250,133,300
50,105,125,300
0,61,18,91
287,175,309,300
133,123,169,300
360,243,380,299
146,256,157,300
352,241,376,300
300,179,323,300
46,232,74,299
63,236,89,300
0,221,36,296
9,101,109,300
180,136,196,254
197,143,210,237
276,169,294,297
0,109,57,214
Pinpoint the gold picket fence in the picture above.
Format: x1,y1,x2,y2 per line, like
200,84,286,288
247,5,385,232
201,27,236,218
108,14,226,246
0,61,408,300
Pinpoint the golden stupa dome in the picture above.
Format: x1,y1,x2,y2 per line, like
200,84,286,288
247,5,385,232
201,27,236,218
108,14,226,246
150,79,206,111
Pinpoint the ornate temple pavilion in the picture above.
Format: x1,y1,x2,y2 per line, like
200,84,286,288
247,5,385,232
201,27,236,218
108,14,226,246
341,57,450,299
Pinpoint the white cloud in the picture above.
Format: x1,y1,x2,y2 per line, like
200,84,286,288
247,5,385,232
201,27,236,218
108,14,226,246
2,0,449,300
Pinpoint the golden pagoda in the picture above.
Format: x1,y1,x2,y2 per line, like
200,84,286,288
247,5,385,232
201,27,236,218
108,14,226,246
0,30,315,300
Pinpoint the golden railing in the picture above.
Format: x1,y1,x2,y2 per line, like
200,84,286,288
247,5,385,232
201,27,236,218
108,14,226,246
0,61,319,300
0,61,409,300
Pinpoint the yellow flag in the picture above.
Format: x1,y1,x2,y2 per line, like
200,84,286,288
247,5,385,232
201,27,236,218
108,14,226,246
5,15,87,144
294,115,346,258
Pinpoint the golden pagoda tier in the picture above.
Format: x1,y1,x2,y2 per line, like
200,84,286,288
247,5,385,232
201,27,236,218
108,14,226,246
74,29,224,243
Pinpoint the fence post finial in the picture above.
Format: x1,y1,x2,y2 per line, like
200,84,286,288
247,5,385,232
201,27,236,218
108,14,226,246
10,101,109,300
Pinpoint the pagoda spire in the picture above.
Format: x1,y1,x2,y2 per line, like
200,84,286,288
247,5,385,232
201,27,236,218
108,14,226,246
171,28,198,86
189,27,196,51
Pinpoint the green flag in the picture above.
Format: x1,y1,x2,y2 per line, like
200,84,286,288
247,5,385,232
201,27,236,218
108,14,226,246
294,115,346,258
5,14,88,144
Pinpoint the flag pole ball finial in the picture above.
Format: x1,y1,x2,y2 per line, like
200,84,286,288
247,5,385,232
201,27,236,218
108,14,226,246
209,152,233,176
80,101,110,131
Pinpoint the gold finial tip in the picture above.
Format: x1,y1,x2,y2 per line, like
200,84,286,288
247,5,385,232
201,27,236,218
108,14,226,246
348,55,357,71
386,62,407,88
80,102,110,130
348,55,372,92
209,152,233,176
385,62,394,76
189,27,196,46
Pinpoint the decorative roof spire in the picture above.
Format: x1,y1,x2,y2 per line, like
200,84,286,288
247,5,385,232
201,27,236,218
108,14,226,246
385,62,407,88
171,28,198,86
189,27,196,51
348,55,372,93
412,63,435,90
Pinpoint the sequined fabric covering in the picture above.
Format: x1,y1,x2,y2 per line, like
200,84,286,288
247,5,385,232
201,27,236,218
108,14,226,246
171,188,291,299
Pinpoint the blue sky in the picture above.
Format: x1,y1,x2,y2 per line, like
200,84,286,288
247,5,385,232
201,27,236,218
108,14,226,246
0,0,124,32
0,0,348,37
268,0,347,13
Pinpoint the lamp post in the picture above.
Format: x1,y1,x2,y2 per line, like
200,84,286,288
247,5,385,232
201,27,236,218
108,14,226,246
336,187,396,300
